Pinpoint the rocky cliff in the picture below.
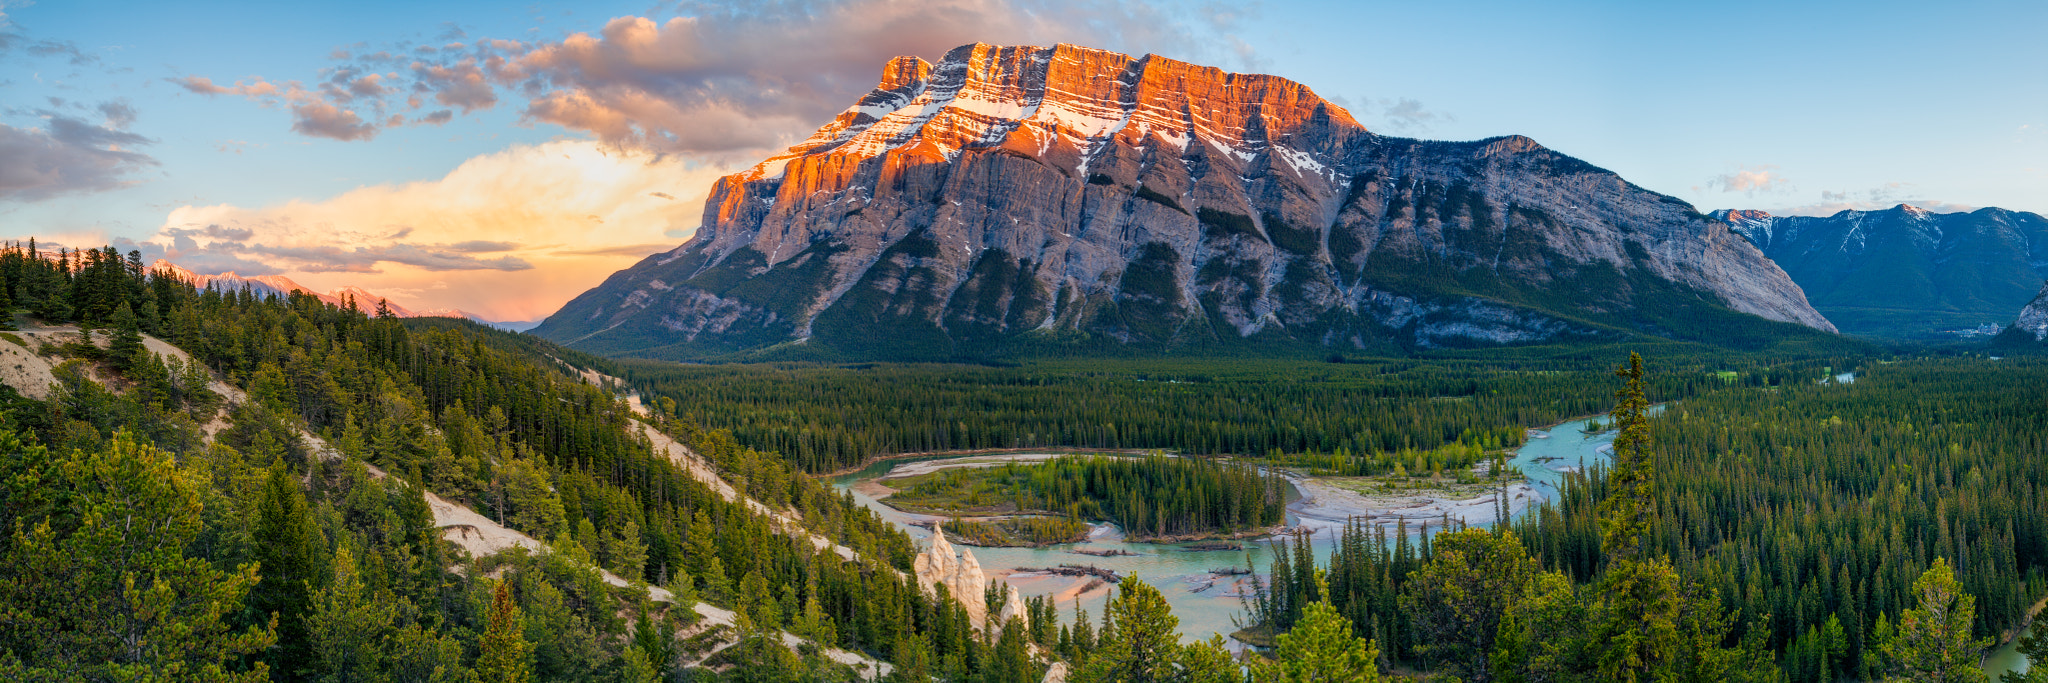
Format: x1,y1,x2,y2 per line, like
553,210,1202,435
536,42,1835,359
1712,205,2048,338
1995,282,2048,345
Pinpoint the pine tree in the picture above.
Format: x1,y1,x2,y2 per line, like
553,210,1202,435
305,545,402,681
0,430,275,680
476,580,532,683
702,556,733,603
1400,527,1534,680
1821,614,1849,681
1881,558,1990,683
1074,576,1183,683
250,461,329,679
630,609,674,677
108,302,144,372
1252,600,1382,683
740,571,781,629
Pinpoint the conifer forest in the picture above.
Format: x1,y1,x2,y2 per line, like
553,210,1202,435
0,243,2042,683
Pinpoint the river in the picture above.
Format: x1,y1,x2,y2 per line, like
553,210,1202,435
1985,631,2032,679
830,410,1638,644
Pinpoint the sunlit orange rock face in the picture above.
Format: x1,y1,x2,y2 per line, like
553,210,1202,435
538,43,1834,359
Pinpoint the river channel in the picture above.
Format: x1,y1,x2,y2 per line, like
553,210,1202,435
829,410,1640,644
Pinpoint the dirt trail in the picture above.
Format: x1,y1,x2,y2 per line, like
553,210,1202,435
565,361,884,570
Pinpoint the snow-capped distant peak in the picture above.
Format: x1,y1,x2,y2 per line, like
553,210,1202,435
1710,209,1779,245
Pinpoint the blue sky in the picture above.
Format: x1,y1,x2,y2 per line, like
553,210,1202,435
2,0,2042,318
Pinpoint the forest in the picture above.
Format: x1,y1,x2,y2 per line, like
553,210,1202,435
0,243,1052,681
883,455,1285,540
0,240,2043,683
1243,355,2048,683
614,352,1853,474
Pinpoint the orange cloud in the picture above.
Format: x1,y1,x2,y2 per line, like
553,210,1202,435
147,140,724,322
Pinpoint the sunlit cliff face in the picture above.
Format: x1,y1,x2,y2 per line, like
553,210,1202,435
149,140,727,322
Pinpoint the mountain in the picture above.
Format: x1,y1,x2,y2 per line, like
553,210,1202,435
1710,205,2048,338
1990,281,2048,349
535,42,1834,360
153,259,533,329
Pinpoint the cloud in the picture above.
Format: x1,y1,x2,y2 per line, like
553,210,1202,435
1375,97,1452,133
191,0,1255,156
169,75,281,97
1705,165,1793,196
412,61,495,112
549,243,675,257
290,100,377,141
16,37,98,66
142,139,727,321
0,106,159,202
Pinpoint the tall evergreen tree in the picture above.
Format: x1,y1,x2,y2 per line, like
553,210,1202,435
108,302,144,372
249,462,329,680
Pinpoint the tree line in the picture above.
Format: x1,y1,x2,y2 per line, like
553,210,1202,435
616,353,1848,474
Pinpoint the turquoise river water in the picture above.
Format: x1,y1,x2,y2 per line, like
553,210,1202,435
830,410,1637,644
828,371,2031,674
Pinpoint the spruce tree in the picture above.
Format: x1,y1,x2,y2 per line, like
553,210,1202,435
108,302,144,372
1588,353,1689,683
250,462,329,679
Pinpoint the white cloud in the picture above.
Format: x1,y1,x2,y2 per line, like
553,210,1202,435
1705,165,1793,196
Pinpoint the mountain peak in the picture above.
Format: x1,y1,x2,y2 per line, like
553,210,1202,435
723,41,1362,193
147,258,527,327
876,55,931,91
536,43,1835,359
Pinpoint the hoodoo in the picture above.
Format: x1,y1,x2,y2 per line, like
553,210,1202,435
913,527,1027,631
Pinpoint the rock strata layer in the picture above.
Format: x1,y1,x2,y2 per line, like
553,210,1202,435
538,43,1834,358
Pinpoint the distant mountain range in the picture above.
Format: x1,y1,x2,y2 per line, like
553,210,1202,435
152,260,542,332
534,42,1835,360
1712,205,2048,339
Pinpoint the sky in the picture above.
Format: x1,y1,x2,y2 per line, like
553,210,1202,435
2,0,2043,322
